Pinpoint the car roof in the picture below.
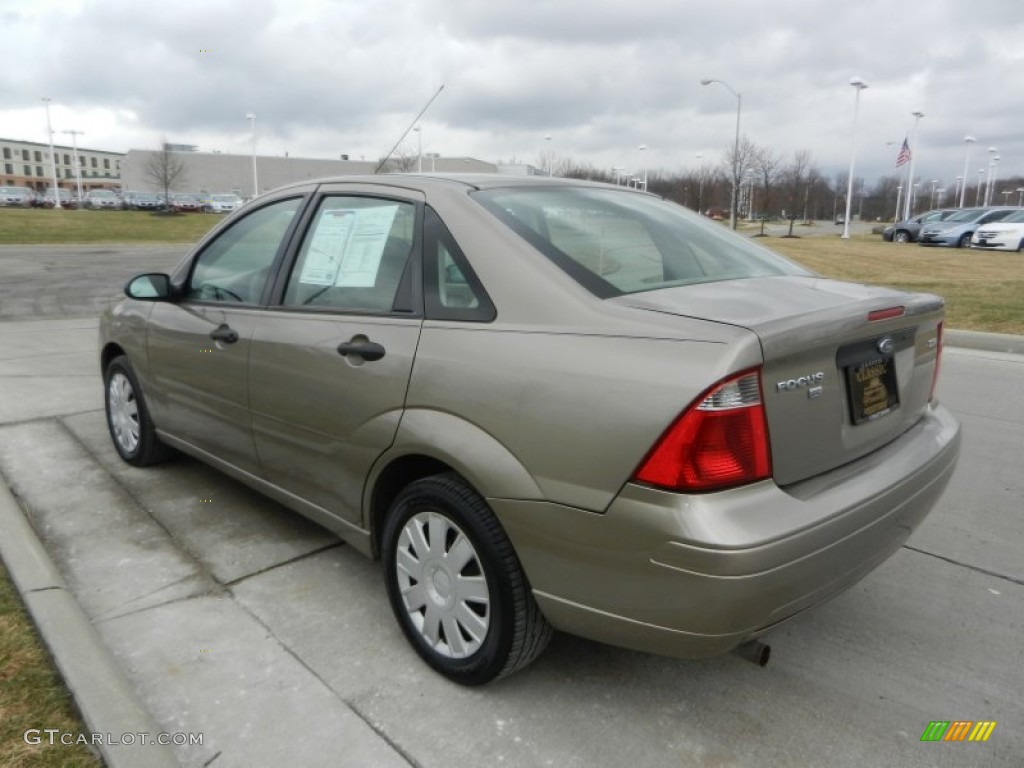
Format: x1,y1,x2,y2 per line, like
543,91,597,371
268,173,628,196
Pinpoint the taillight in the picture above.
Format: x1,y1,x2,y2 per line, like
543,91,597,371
929,322,943,402
633,368,772,493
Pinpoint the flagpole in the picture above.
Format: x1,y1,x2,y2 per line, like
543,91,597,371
903,111,924,220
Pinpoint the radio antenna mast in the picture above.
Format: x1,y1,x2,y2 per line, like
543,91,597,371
374,84,445,174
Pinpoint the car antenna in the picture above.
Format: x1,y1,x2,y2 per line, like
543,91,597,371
374,84,445,174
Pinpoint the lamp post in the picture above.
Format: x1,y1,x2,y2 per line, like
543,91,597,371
638,144,648,191
975,167,986,206
42,97,62,209
246,113,258,198
701,78,741,229
413,126,422,172
894,184,903,223
901,109,925,221
544,134,552,176
63,129,84,204
841,77,868,239
1017,187,1024,206
695,153,704,214
425,152,439,172
985,151,1000,206
1000,190,1012,204
953,175,962,207
959,136,976,207
929,179,939,208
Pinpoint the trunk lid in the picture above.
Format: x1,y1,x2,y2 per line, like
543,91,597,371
610,275,944,486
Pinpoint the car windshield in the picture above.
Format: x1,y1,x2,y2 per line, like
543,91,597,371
996,210,1024,223
472,186,809,297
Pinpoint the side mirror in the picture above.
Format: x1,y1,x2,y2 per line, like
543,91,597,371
125,273,172,301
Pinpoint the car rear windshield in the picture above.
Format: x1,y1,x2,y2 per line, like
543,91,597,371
472,186,809,297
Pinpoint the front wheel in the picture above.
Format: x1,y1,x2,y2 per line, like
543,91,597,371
957,233,972,248
893,230,911,243
382,474,552,685
104,356,173,466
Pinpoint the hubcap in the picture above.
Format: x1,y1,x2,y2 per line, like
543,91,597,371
395,511,490,658
108,372,140,454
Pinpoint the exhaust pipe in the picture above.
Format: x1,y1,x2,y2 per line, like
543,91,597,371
733,639,771,667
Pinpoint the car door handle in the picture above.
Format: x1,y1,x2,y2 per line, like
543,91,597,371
337,340,386,362
210,324,239,344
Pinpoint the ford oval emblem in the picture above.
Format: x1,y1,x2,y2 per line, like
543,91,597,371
877,337,895,355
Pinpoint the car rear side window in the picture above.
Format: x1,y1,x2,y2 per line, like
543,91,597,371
473,187,808,297
283,196,416,313
423,207,495,322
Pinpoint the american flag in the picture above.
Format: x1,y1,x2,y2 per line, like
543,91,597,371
895,138,911,167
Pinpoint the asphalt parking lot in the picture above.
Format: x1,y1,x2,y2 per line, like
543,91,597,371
1,245,1022,767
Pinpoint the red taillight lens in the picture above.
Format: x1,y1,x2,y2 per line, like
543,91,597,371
929,322,944,402
633,369,772,492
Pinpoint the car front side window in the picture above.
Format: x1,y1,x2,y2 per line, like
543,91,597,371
186,197,302,304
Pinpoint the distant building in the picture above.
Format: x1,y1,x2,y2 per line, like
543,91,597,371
121,149,500,197
1,137,123,192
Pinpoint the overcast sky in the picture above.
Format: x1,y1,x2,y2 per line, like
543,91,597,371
3,0,1023,192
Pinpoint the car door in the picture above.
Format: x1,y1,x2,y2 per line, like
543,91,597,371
145,193,307,474
247,187,424,524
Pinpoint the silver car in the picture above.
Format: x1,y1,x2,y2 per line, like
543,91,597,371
99,175,961,684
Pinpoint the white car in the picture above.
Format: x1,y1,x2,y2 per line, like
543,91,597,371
84,189,123,210
972,209,1024,251
203,193,243,214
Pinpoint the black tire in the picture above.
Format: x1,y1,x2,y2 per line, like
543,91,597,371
382,473,552,685
957,233,972,248
893,230,911,243
103,355,173,466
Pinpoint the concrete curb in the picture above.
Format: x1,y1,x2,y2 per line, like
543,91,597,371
0,481,181,768
945,329,1024,356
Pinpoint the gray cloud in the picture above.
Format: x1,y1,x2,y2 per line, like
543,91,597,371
4,0,1023,187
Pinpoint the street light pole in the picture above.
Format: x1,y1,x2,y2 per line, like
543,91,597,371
842,77,868,239
544,134,552,176
63,129,84,204
42,97,62,209
638,144,648,191
976,167,985,206
246,113,258,198
413,126,422,172
701,78,741,230
695,152,704,214
903,111,924,220
959,136,975,207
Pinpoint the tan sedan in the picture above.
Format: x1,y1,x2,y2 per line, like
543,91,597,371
100,175,961,684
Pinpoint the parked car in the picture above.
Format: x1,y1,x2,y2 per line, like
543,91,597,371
84,189,123,210
123,191,162,211
971,208,1024,251
100,175,961,685
170,193,204,212
882,209,958,243
918,207,1020,248
36,188,78,209
203,193,243,214
0,185,35,207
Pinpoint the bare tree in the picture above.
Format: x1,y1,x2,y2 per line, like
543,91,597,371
145,142,188,212
377,146,418,173
723,136,758,229
751,146,782,217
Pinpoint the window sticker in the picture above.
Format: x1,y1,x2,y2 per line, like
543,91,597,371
299,204,399,287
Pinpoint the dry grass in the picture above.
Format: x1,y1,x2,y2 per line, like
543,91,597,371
767,235,1024,335
0,563,102,767
0,208,216,245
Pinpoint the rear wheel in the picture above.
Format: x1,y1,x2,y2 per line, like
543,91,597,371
893,230,911,243
104,356,173,466
382,474,552,685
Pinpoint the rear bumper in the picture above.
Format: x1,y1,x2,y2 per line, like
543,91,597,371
492,403,960,659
